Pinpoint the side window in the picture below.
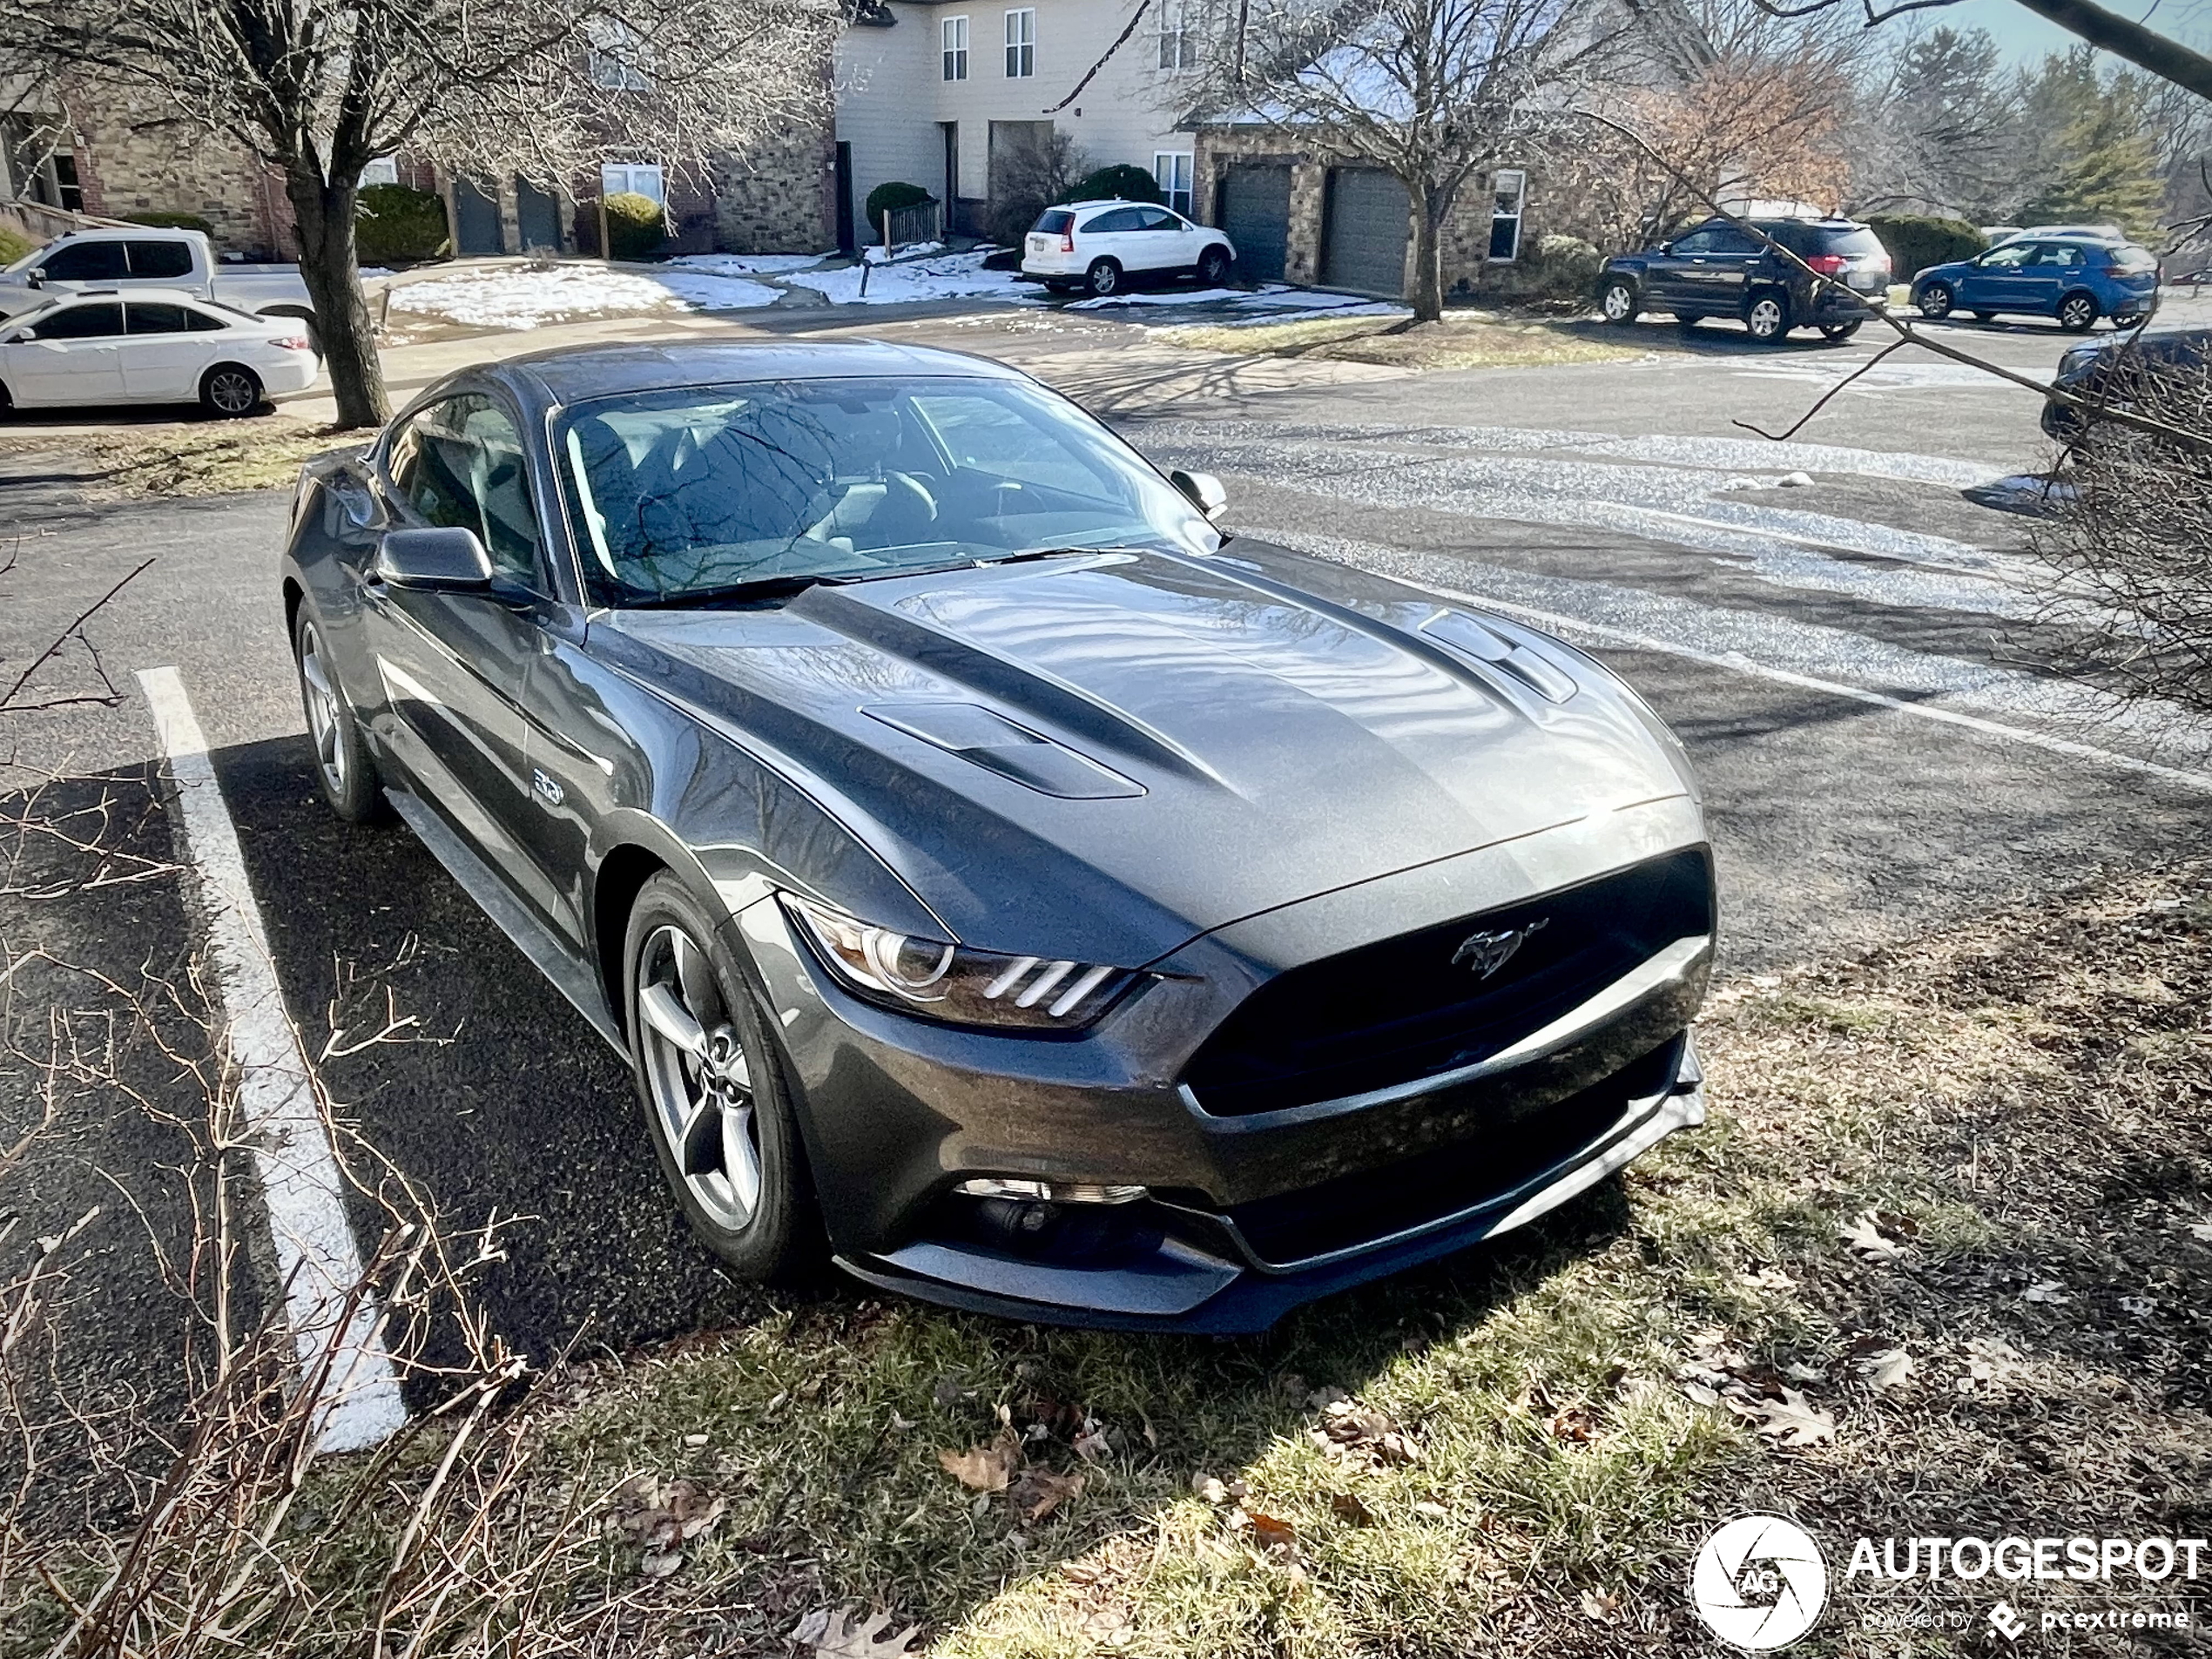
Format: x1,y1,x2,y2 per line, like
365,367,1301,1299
1134,206,1180,232
1669,229,1717,255
125,240,194,279
1983,243,2033,268
1084,208,1138,234
390,394,542,583
32,303,125,340
2036,244,2083,268
39,240,130,281
1707,226,1761,255
126,301,194,334
181,307,229,331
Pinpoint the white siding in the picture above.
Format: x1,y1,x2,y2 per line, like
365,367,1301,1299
835,0,1200,230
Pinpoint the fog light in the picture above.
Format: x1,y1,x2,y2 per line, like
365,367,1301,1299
955,1177,1147,1204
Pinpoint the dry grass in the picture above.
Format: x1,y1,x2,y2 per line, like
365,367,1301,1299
1159,313,1640,372
0,415,357,500
0,226,37,267
10,858,2209,1656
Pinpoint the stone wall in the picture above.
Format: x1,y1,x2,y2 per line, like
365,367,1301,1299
62,82,293,258
713,118,836,254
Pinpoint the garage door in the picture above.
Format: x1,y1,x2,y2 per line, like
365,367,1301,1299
454,178,504,256
1322,168,1409,297
1219,165,1291,283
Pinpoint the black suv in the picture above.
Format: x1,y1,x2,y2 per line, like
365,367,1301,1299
1595,217,1893,344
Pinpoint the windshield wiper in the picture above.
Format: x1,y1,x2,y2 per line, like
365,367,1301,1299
631,573,826,608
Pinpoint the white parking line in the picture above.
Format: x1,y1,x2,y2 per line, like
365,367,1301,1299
138,667,407,1453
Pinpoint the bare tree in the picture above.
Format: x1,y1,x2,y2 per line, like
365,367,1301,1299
1191,0,1642,320
0,0,838,428
1853,25,2027,221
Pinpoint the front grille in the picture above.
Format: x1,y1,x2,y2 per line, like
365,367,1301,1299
1182,848,1711,1116
1220,1035,1683,1265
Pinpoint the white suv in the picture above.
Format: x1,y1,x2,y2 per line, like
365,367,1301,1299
1022,200,1237,298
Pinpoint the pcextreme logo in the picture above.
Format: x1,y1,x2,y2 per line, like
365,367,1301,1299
1689,1515,1830,1650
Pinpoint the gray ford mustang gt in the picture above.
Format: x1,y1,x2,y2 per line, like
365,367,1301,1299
280,340,1714,1332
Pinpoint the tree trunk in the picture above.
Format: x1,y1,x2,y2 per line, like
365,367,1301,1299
1407,185,1445,323
285,166,388,429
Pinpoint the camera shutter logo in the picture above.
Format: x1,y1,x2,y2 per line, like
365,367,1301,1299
1690,1515,1829,1650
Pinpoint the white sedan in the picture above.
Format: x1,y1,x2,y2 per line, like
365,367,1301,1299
1021,199,1236,298
0,288,320,416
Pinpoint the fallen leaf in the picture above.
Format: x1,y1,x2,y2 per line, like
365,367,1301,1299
2020,1279,2069,1304
931,1374,972,1411
790,1608,832,1646
1008,1467,1084,1525
1413,1500,1449,1520
1679,1379,1722,1407
1330,1491,1375,1526
1072,1416,1113,1461
1246,1510,1298,1556
1545,1403,1598,1443
2188,1218,2212,1243
1782,1362,1828,1385
682,1432,709,1447
1838,1209,1907,1263
1193,1474,1229,1505
2119,1295,2155,1318
1860,1348,1914,1392
637,1548,683,1578
1314,1394,1420,1467
1737,1387,1837,1447
1580,1588,1622,1624
805,1607,927,1658
938,1428,1022,1493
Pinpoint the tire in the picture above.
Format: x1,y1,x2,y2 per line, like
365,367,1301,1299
293,609,386,823
1676,314,1706,328
0,381,11,419
1819,321,1862,342
1085,257,1122,298
2058,291,2100,333
1973,311,1997,322
1917,281,1954,320
1196,244,1231,287
1743,291,1791,342
1598,277,1638,324
624,873,818,1282
201,363,264,417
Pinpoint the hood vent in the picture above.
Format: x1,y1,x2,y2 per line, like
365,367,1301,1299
1420,610,1578,704
861,702,1144,799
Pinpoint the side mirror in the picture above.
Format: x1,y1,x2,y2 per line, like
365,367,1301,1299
375,525,493,591
1654,242,1672,255
24,268,44,289
5,327,32,343
1170,468,1228,523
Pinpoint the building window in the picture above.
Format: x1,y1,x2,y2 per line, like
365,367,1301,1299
1154,152,1194,216
1004,9,1035,78
360,157,399,186
1157,0,1198,70
941,15,969,79
601,162,665,205
1487,168,1526,262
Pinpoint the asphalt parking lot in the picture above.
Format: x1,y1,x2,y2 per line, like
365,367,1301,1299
5,290,2210,1406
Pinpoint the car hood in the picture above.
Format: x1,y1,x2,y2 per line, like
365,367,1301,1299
592,542,1695,966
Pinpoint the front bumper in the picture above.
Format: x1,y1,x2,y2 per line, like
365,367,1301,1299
732,810,1713,1332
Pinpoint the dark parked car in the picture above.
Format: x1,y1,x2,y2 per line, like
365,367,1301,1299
1596,216,1892,343
280,341,1713,1332
1912,237,2160,332
2041,326,2210,441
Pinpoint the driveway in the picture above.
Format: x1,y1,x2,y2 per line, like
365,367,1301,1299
3,293,2207,1404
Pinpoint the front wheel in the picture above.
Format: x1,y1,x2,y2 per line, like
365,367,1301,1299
1085,257,1122,298
2057,292,2100,333
1973,310,1997,322
1196,245,1231,286
625,874,818,1281
1743,293,1791,342
1676,313,1706,328
1598,278,1638,324
1819,321,1862,342
201,363,264,417
293,610,385,823
1916,282,1954,320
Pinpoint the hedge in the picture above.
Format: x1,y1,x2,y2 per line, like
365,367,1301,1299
1865,214,1986,280
1069,165,1163,206
604,191,666,260
864,181,933,226
354,183,448,264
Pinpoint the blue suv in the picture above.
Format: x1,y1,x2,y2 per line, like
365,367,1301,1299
1911,237,2160,332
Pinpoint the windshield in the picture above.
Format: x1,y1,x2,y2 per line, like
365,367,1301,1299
3,241,52,276
556,374,1217,605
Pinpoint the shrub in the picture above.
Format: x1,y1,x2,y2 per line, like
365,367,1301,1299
123,210,215,233
864,181,933,226
1865,214,1985,280
603,191,666,260
0,223,35,266
354,183,448,264
1528,233,1601,298
985,132,1089,246
1069,164,1163,206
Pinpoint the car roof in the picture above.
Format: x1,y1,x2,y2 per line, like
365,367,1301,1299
1062,199,1170,212
486,339,1031,409
43,287,213,304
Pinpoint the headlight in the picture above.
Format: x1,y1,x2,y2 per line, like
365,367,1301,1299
781,894,1138,1029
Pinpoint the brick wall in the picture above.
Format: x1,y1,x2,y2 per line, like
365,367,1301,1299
61,82,293,258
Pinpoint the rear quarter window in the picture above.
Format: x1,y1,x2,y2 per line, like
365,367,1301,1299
2108,245,2158,273
1033,209,1074,234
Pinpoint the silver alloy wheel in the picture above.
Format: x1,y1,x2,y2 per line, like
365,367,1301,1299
206,368,259,415
1747,296,1785,339
636,923,761,1232
2060,295,2096,331
298,620,347,798
1919,284,1952,319
1088,260,1118,296
1602,281,1634,321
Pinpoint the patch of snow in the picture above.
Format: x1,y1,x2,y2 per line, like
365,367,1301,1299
665,252,831,276
1069,287,1250,310
386,264,778,328
785,249,1037,307
862,240,947,264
